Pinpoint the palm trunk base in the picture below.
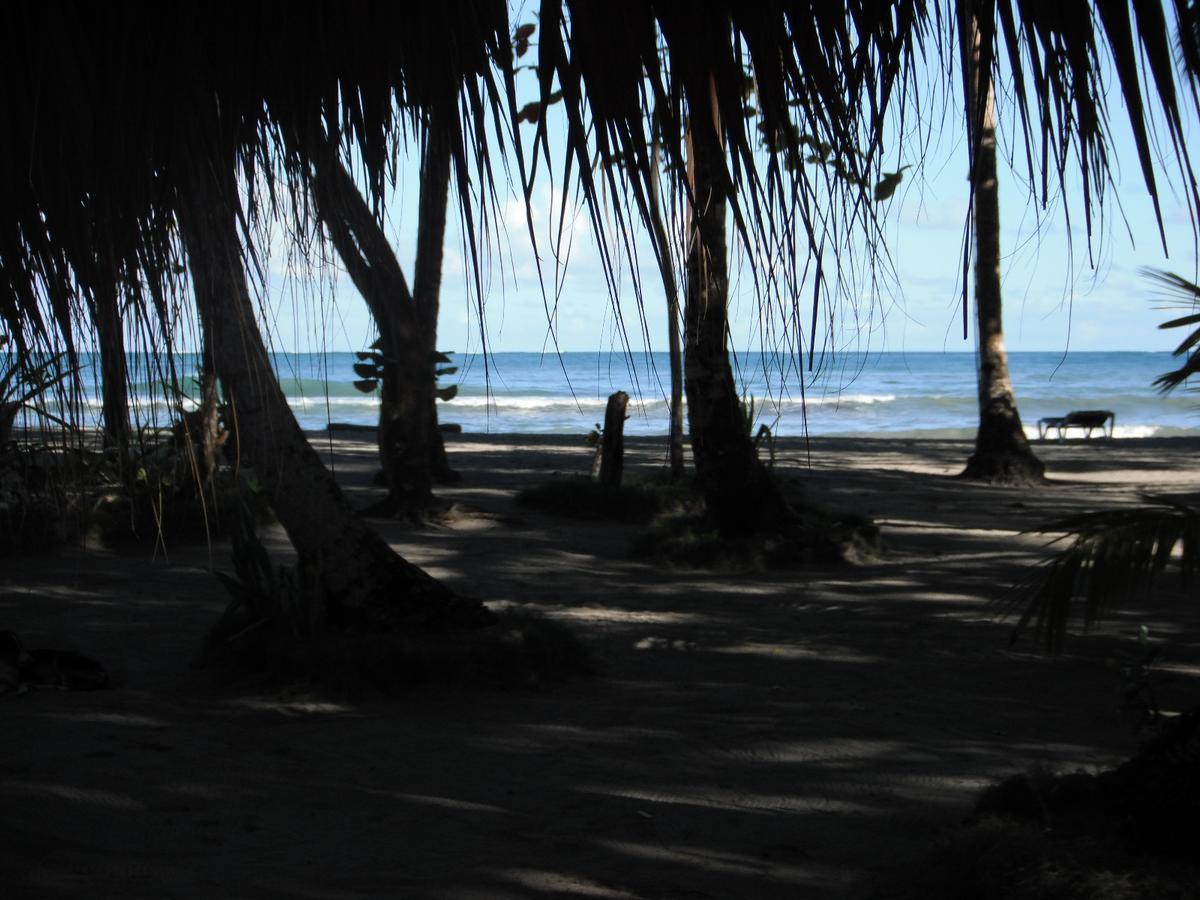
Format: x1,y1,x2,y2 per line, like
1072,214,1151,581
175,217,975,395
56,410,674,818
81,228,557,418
322,533,495,633
699,459,792,538
429,409,460,485
961,446,1045,485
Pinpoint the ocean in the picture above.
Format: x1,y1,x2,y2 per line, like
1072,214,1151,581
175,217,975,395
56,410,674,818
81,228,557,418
35,350,1199,441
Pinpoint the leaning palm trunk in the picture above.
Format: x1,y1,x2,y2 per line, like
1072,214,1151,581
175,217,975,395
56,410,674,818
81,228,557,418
311,153,437,516
683,77,791,536
412,112,457,485
176,141,491,634
961,3,1043,485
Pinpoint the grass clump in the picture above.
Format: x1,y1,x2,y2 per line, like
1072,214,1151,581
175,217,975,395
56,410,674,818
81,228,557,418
517,474,695,524
632,505,879,569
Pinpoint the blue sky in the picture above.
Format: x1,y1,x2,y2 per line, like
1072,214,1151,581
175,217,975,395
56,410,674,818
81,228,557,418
263,38,1200,358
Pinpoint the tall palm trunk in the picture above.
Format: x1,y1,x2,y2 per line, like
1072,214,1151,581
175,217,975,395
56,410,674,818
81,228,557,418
683,75,791,535
961,3,1044,484
311,153,436,515
176,140,491,634
412,112,457,485
192,317,223,488
648,128,686,480
93,281,130,458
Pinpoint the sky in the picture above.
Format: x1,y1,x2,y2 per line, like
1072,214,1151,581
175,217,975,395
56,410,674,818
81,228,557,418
262,26,1200,359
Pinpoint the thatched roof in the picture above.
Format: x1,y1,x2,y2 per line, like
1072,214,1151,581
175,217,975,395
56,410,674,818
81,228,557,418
2,1,1197,363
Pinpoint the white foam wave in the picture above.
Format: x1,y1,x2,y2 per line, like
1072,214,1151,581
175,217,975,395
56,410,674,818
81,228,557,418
1023,423,1164,440
799,393,898,407
288,395,381,410
450,395,614,411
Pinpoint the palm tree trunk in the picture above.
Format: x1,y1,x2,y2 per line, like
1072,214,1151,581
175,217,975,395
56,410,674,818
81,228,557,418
193,318,222,488
412,112,458,485
311,153,437,515
93,281,130,458
648,129,686,480
176,146,492,634
961,5,1044,485
684,75,791,535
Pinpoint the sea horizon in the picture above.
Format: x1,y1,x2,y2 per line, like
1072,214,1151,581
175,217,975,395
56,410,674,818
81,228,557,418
23,349,1194,442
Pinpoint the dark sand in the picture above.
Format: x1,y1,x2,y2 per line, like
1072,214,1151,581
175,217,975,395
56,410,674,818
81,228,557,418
2,434,1198,898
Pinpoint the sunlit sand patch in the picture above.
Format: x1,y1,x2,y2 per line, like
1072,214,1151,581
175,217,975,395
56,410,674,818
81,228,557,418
489,867,637,898
710,737,907,765
363,790,510,815
0,780,145,809
227,697,356,716
551,607,707,625
596,839,845,886
581,784,880,816
42,711,171,728
710,641,883,665
634,636,698,652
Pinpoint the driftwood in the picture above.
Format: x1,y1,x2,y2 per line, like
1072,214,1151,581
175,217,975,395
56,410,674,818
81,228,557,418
594,391,630,488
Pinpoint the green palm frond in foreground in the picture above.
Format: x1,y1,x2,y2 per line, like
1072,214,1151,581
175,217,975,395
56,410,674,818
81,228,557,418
1015,499,1200,653
1016,270,1200,651
1148,269,1200,393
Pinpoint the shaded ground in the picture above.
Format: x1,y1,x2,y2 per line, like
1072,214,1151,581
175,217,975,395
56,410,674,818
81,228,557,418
2,434,1198,898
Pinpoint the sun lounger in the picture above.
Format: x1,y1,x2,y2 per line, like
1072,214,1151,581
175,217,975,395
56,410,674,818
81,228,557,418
1036,410,1115,440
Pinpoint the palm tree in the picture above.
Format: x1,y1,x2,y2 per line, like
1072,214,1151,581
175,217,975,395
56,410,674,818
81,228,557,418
90,281,131,458
959,0,1044,485
679,67,793,535
175,103,493,632
412,109,459,486
3,1,1199,641
647,121,686,481
311,149,439,517
313,128,458,516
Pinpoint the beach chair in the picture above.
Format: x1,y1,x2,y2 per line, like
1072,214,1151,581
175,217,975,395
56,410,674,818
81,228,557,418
1036,410,1115,440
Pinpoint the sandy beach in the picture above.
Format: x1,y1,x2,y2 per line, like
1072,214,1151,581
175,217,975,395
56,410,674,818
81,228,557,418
3,433,1199,898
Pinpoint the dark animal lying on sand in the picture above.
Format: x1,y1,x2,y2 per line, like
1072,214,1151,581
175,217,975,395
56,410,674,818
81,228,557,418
0,631,109,694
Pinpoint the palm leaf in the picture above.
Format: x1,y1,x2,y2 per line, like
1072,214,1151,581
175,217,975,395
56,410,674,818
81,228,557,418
1010,498,1200,653
1145,269,1200,392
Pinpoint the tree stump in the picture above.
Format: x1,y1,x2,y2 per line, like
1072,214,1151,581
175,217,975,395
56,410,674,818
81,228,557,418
596,391,629,488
